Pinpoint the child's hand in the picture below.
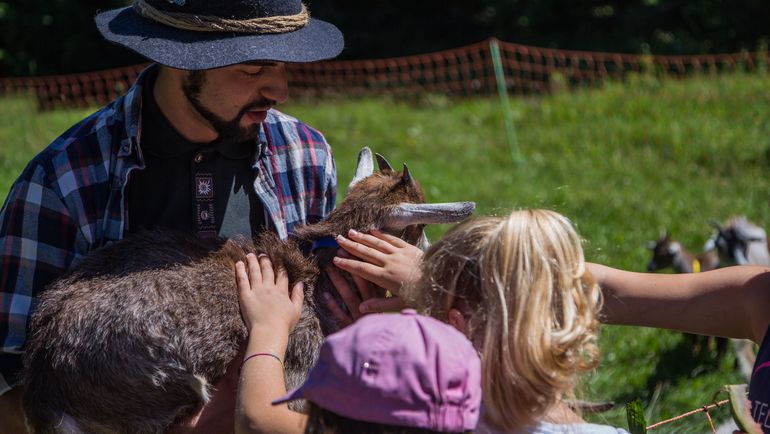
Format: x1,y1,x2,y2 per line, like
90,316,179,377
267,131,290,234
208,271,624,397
322,266,376,327
333,229,422,313
235,253,304,335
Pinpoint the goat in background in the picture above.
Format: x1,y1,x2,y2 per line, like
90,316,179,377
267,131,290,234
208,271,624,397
646,232,727,359
646,232,719,274
704,216,766,379
22,147,476,434
707,216,770,267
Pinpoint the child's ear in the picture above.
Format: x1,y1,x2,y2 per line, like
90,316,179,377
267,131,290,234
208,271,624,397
448,308,467,334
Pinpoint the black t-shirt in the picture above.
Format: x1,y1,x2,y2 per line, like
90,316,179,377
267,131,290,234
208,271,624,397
127,72,265,238
750,324,770,432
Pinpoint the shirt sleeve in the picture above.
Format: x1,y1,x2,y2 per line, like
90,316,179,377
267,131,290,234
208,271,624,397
0,162,83,394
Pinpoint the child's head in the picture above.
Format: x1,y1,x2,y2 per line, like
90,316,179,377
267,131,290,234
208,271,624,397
407,209,602,431
273,310,482,434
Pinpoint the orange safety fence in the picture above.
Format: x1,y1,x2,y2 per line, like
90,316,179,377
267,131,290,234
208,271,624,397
2,38,769,110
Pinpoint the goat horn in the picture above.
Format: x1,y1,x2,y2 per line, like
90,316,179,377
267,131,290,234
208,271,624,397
375,153,394,172
382,202,476,229
709,219,724,231
402,164,414,186
348,147,375,190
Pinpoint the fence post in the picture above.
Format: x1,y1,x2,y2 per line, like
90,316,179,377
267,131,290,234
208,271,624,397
489,38,522,164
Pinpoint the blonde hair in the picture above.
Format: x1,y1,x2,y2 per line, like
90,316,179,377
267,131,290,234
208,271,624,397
406,209,601,431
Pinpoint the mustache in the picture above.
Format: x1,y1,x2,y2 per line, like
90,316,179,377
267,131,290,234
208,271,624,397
238,98,277,117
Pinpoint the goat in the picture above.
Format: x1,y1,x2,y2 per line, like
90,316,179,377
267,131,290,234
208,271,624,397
704,216,766,379
706,216,770,266
646,232,727,358
21,147,476,434
646,232,719,274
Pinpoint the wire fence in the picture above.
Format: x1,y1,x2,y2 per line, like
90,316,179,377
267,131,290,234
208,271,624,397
646,398,729,433
2,38,768,110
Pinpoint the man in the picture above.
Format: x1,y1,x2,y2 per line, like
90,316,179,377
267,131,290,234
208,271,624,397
0,0,343,430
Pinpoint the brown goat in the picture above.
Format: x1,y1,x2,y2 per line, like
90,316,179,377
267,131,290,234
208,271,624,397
646,232,719,274
21,148,475,434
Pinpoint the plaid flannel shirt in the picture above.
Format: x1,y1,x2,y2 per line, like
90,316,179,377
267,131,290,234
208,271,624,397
0,65,337,394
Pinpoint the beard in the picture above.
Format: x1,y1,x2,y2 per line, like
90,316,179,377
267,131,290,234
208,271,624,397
182,70,275,145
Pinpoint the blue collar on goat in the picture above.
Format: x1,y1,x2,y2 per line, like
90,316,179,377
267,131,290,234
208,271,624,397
311,236,339,252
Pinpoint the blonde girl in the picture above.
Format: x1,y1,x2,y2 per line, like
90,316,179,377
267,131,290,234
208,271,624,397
332,209,629,433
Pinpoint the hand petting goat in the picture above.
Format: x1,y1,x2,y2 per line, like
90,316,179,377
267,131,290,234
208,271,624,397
330,229,424,318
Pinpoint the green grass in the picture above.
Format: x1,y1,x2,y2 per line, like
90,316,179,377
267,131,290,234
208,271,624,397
3,72,769,431
0,94,95,195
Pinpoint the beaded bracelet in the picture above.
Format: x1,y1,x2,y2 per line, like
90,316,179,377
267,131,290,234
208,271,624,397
240,352,285,371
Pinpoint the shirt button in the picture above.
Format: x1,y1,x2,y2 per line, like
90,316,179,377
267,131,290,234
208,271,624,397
194,152,203,163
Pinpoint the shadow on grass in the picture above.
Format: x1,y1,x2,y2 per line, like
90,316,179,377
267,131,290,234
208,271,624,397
614,334,729,404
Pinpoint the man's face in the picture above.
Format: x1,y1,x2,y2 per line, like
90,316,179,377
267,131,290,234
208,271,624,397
182,62,289,145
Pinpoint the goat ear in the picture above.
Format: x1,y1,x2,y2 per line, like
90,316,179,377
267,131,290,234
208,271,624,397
375,153,394,173
348,147,374,190
402,164,417,188
667,242,680,255
382,202,476,229
646,241,657,250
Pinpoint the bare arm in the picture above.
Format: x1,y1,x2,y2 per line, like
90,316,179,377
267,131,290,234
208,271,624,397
234,254,307,434
589,263,770,342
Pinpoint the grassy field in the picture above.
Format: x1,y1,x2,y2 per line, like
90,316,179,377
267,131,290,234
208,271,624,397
3,72,770,431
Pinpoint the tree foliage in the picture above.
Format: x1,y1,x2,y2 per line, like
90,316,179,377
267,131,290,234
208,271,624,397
0,0,140,76
309,0,770,59
1,0,769,76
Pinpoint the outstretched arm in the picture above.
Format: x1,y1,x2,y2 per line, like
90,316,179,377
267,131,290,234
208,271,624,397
234,254,307,434
589,263,770,343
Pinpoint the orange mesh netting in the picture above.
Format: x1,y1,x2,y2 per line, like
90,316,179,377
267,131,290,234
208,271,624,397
2,38,768,110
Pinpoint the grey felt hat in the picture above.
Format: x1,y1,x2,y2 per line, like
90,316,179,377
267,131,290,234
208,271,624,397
95,0,344,70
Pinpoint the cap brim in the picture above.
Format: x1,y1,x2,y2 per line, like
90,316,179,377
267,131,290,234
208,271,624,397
271,385,306,406
95,7,344,70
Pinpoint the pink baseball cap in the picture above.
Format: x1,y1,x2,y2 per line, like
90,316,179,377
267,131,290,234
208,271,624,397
273,309,481,432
